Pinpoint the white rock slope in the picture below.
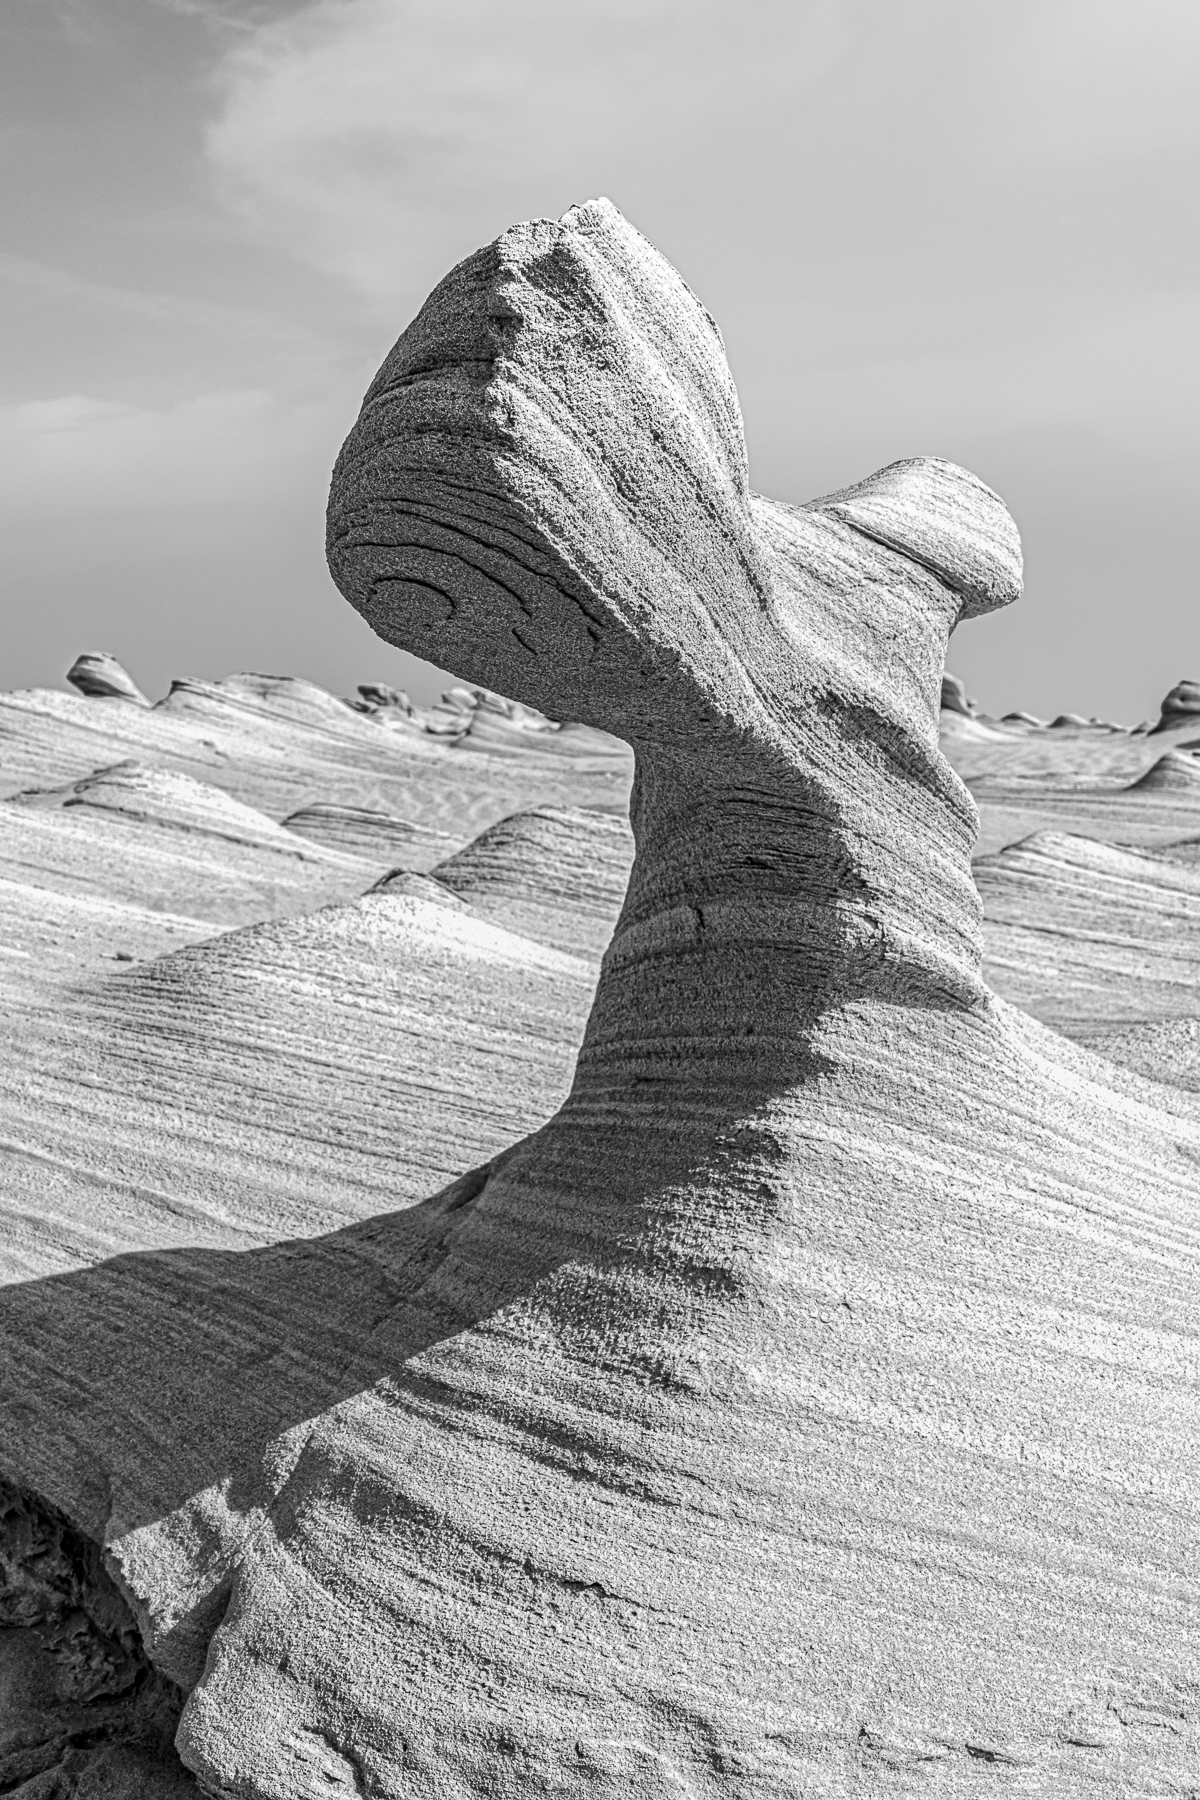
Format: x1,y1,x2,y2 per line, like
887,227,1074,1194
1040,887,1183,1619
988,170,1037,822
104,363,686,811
2,199,1199,1798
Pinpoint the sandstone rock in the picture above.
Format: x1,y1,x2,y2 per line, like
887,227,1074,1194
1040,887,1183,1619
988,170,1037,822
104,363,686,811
0,665,631,827
430,805,634,957
295,197,1200,1792
967,767,1200,856
1074,1015,1200,1091
419,684,565,743
1048,710,1091,728
12,758,319,851
355,682,414,712
66,652,149,705
5,198,1200,1797
280,802,458,869
1129,748,1200,791
975,829,1200,1065
939,671,975,715
0,762,382,990
1152,677,1200,730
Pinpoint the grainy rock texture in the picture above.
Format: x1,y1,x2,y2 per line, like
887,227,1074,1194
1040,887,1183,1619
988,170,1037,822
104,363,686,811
0,1481,192,1795
0,662,629,1792
429,806,634,958
2,198,1199,1799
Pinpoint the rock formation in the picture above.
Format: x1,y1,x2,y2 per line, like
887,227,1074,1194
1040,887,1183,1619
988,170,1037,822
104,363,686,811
3,199,1200,1796
353,681,416,713
975,828,1200,1047
66,651,149,705
428,806,634,958
939,671,976,715
320,198,1200,1790
1153,677,1200,731
1130,747,1200,791
282,801,460,867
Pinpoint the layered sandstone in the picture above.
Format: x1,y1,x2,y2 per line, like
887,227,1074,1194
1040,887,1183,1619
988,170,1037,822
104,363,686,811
2,200,1199,1799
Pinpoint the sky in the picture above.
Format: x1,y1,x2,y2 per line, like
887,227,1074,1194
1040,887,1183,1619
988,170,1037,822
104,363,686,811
1,0,1197,721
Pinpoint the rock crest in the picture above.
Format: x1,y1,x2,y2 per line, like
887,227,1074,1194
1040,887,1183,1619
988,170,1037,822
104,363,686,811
1153,677,1200,730
66,652,149,705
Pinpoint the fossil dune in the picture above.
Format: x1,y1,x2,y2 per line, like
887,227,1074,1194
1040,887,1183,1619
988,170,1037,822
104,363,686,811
1,199,1199,1797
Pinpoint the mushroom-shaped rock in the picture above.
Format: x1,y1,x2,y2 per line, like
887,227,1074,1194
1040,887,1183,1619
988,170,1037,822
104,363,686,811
66,651,149,705
8,200,1200,1798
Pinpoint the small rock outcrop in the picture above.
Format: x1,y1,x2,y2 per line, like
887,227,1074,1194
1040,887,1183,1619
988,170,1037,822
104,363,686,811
1153,678,1200,731
66,652,149,705
281,802,458,868
939,671,976,715
355,681,415,712
11,758,315,850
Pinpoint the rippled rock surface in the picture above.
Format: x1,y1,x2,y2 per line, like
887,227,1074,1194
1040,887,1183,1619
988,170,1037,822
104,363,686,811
2,200,1198,1797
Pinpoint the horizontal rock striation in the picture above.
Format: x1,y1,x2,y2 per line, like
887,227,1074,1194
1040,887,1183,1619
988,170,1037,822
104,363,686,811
976,829,1200,1054
4,200,1199,1798
206,195,1194,1794
1130,747,1200,791
280,802,459,869
429,805,634,958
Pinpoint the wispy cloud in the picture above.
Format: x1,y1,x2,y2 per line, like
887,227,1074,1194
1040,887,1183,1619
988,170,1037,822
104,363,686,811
201,0,852,302
0,252,326,345
0,387,338,518
4,0,1197,715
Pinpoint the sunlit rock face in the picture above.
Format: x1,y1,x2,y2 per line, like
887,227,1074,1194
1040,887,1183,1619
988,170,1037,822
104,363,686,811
3,200,1199,1800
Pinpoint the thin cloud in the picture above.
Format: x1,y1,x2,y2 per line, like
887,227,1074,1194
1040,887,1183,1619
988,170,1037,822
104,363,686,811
0,388,337,518
201,0,852,302
0,252,329,346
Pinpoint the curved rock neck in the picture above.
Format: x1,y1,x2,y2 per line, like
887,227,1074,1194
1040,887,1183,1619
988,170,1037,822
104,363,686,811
567,736,987,1113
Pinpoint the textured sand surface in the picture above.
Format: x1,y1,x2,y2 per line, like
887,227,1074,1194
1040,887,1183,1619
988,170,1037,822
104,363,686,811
0,668,628,1792
2,200,1198,1798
